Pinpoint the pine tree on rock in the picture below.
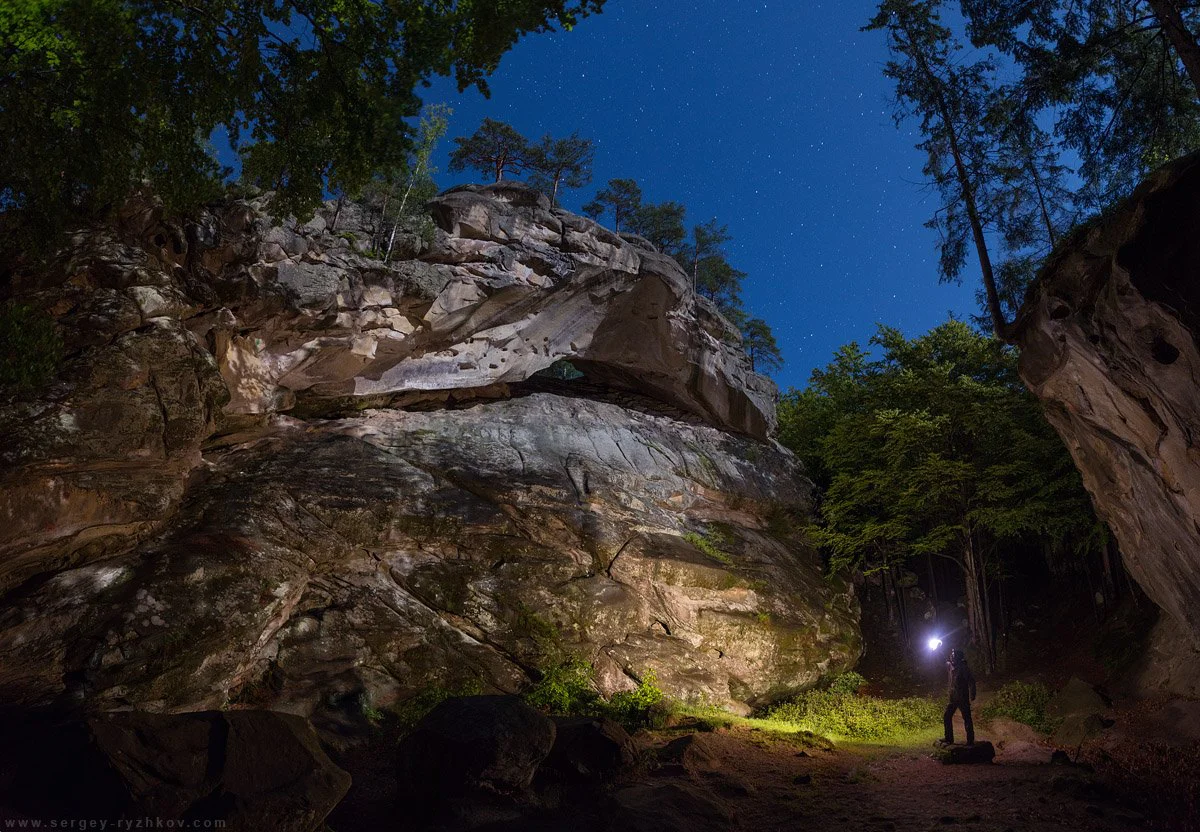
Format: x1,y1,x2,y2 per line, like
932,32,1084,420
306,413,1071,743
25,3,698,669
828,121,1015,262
528,133,595,205
449,119,534,183
583,179,643,231
741,318,783,374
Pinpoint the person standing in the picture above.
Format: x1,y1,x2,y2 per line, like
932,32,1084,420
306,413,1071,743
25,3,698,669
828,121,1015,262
943,648,977,745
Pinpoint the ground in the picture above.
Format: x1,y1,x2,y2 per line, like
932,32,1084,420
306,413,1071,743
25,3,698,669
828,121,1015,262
630,720,1155,832
327,704,1185,832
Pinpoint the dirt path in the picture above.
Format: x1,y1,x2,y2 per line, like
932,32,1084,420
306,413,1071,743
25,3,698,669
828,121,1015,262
637,726,1159,832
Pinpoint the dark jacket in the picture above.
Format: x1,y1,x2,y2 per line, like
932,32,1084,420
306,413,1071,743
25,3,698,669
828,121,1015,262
947,657,976,703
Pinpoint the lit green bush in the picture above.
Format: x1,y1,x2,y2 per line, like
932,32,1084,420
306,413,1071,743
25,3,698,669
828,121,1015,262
523,661,670,732
978,681,1059,734
606,670,670,730
524,657,602,716
763,681,941,741
0,302,62,394
828,670,867,696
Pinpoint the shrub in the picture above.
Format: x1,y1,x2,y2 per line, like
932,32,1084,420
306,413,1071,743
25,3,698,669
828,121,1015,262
524,657,602,716
978,681,1059,734
828,671,867,696
763,681,941,741
607,670,670,731
682,529,734,566
522,661,670,732
0,302,62,394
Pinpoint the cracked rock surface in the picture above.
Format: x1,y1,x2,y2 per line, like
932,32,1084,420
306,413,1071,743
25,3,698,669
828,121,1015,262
0,184,858,718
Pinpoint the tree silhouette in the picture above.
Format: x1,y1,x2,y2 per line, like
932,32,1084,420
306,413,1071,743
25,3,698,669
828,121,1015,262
449,119,533,182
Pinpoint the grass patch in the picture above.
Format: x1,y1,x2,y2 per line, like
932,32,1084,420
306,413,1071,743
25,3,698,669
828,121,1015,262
682,528,734,566
760,673,942,743
978,680,1060,735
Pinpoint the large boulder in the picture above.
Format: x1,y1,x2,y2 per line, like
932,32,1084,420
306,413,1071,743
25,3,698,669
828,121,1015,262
1015,151,1200,689
0,709,349,830
0,187,860,718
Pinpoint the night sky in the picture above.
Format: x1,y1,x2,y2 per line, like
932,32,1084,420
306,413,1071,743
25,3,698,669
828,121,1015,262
422,1,980,390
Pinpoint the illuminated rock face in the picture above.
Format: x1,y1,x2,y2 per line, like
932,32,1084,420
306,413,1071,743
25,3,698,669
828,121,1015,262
1015,153,1200,695
0,186,859,718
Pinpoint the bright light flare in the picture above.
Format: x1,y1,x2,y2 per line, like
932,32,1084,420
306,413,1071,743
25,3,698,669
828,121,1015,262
927,636,943,651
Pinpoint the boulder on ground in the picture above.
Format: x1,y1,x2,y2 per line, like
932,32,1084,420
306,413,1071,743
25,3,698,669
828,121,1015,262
932,741,996,764
657,733,725,774
606,782,742,832
398,695,556,796
1049,677,1110,718
543,717,638,784
0,710,349,831
396,696,556,830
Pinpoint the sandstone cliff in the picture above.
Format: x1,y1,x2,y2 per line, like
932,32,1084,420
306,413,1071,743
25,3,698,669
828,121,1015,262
0,184,859,719
1016,153,1200,695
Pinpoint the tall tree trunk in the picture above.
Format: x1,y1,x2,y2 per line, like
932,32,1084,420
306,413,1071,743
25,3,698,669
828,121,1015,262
1101,535,1119,601
551,175,561,207
1147,0,1200,98
906,28,1010,341
926,551,939,608
1028,161,1058,248
962,529,995,672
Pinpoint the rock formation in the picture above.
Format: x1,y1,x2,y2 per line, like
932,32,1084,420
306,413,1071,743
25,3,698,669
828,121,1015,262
1015,152,1200,695
0,183,859,720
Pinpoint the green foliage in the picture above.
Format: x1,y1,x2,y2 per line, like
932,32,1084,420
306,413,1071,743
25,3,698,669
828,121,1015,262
828,671,868,696
448,118,534,182
606,669,669,730
524,657,602,716
0,302,63,394
778,321,1101,575
583,178,643,231
627,200,687,256
764,682,941,741
978,681,1059,734
358,103,452,260
740,317,783,374
1,0,604,248
682,527,734,567
527,132,595,205
522,657,668,732
961,0,1200,209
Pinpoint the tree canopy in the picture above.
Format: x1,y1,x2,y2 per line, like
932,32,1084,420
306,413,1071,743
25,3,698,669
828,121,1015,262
0,0,604,247
528,132,595,205
870,0,1200,336
448,118,535,182
779,320,1102,669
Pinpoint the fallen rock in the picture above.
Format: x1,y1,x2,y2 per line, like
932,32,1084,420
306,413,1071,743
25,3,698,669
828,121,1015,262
932,741,995,764
0,710,349,831
1048,677,1110,718
398,696,556,796
396,696,556,830
606,782,742,832
658,733,725,774
1052,713,1109,748
543,717,638,784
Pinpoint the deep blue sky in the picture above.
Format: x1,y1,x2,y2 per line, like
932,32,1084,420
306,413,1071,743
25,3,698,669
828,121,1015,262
421,1,980,390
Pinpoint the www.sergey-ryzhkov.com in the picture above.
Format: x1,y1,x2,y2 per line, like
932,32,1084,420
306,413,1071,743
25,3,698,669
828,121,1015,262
3,820,226,829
